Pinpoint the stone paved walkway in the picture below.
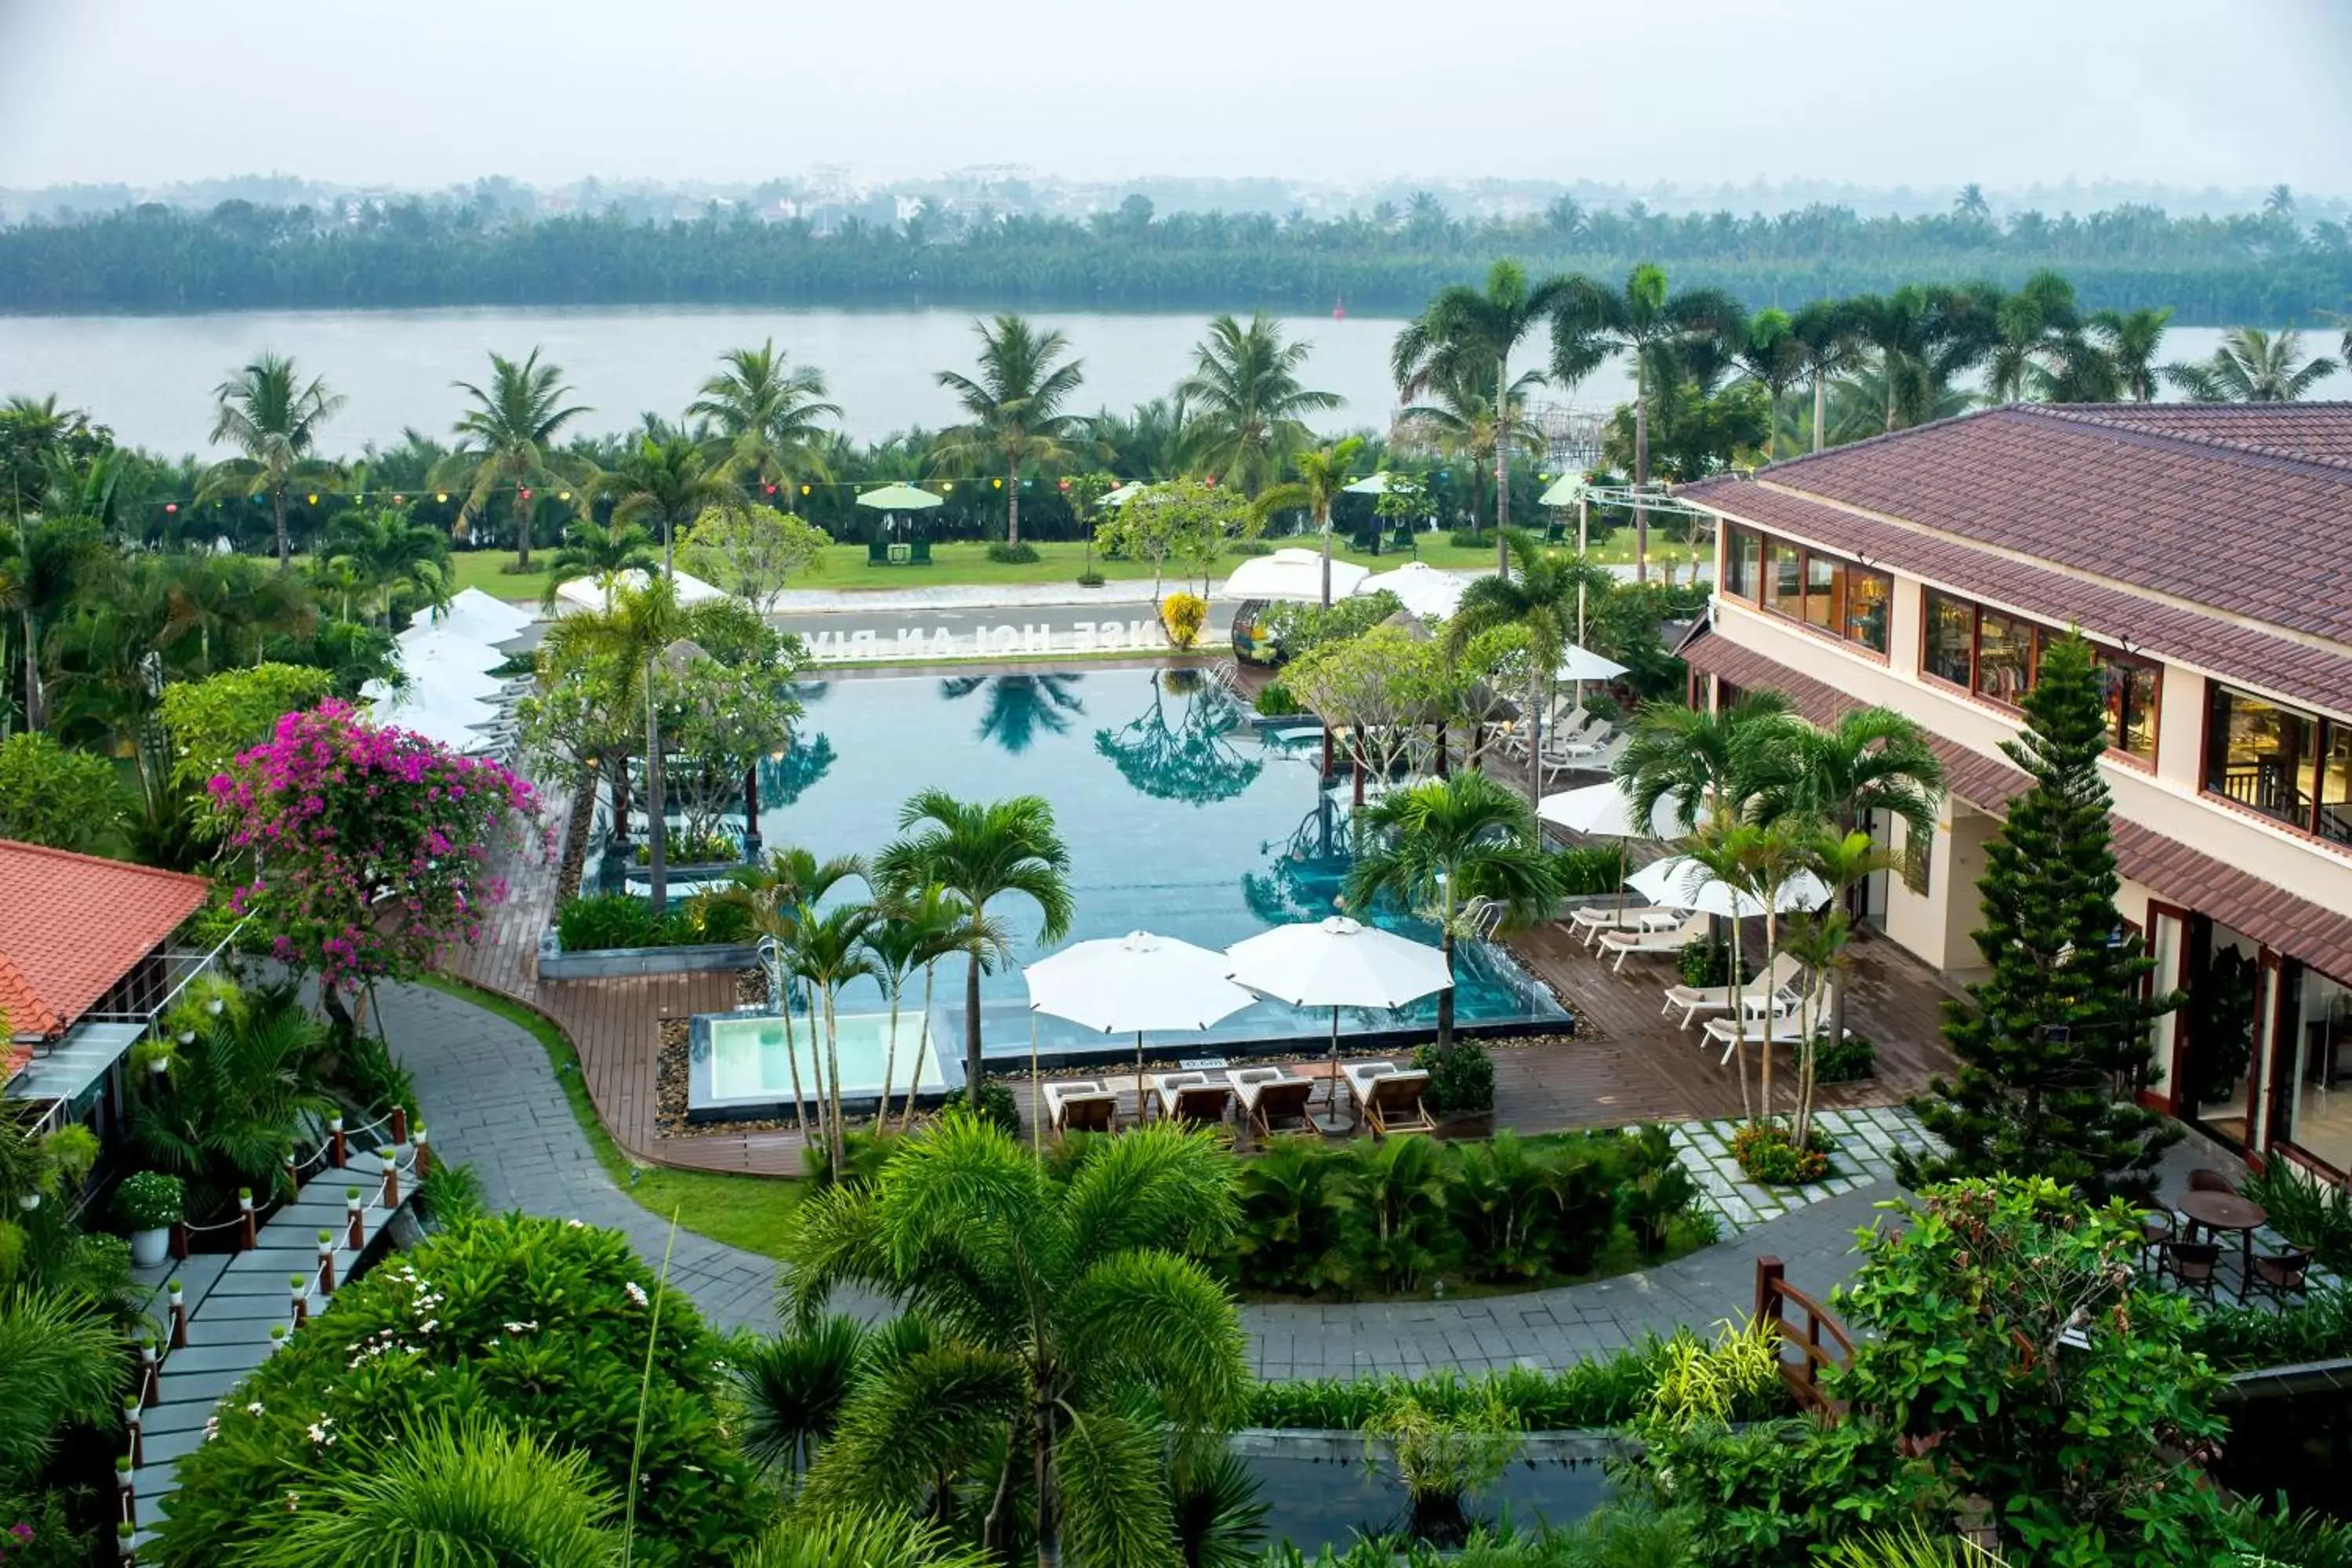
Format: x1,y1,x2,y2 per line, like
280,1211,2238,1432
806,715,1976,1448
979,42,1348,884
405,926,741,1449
1671,1106,1942,1235
384,979,1894,1364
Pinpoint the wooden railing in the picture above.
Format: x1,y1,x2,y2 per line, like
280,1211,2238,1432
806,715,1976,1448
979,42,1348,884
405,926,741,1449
1754,1255,1856,1417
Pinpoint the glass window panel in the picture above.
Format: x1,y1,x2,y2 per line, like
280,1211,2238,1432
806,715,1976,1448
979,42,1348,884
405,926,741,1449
1844,570,1891,652
1802,553,1838,630
2287,967,2352,1172
1723,528,1760,599
2102,656,2159,760
1975,611,2034,706
1925,592,1974,685
2204,684,2321,830
2321,721,2352,847
1764,541,1802,617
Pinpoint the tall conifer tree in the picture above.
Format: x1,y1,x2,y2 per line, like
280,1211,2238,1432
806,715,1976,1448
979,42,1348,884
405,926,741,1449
1904,633,2182,1198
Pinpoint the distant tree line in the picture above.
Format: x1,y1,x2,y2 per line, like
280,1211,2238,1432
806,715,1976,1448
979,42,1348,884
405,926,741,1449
3,192,2350,321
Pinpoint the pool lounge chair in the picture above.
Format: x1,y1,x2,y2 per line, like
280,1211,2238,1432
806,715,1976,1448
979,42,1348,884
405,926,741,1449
1596,911,1711,972
1232,1069,1317,1143
1342,1062,1436,1138
1567,902,1683,949
1042,1080,1119,1135
1148,1071,1234,1128
1661,953,1808,1030
1699,999,1840,1066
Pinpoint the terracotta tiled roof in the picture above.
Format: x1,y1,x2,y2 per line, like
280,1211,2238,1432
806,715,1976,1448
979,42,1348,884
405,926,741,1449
1681,475,2352,720
1679,628,2352,983
2034,403,2352,471
1685,404,2352,646
0,841,209,1039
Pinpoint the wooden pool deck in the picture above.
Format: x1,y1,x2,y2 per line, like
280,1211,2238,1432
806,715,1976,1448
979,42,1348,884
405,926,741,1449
439,792,1959,1179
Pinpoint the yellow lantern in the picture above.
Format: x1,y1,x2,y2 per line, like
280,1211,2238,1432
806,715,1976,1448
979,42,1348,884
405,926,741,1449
800,484,811,495
992,477,1003,489
435,492,448,503
306,492,318,505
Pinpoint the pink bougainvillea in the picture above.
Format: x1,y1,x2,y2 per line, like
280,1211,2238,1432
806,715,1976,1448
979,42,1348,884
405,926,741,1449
211,701,543,987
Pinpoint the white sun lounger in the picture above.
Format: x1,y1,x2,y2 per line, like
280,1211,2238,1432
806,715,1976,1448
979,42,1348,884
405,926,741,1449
1568,902,1684,949
1041,1080,1119,1135
1596,911,1711,972
1700,995,1840,1065
1661,953,1808,1030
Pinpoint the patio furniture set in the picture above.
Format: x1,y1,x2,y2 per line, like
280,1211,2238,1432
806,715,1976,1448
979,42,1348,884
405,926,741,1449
1038,1058,1436,1144
2143,1170,2314,1305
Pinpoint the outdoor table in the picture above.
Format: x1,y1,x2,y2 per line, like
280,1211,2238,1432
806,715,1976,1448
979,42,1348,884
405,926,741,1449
2177,1190,2269,1301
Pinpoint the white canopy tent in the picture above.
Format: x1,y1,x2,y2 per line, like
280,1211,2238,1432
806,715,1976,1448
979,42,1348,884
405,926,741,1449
365,694,510,755
448,587,533,636
1221,547,1372,604
1358,561,1465,620
554,568,728,614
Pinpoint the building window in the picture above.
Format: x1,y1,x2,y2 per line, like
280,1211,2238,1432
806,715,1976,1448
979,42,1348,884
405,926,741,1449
1925,591,1975,686
1844,569,1891,653
2206,684,2351,842
1975,609,2036,706
2103,657,2161,763
1923,588,2163,760
1764,540,1802,619
1723,527,1760,599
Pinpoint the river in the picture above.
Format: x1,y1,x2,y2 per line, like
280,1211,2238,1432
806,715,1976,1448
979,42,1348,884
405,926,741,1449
0,307,2330,459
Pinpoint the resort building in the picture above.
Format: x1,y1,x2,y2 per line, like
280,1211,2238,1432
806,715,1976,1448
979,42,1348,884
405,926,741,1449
1676,404,2352,1175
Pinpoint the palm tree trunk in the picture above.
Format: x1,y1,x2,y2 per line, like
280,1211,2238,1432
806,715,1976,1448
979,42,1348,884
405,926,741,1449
1524,662,1545,815
1494,357,1512,580
1033,1403,1058,1568
964,946,986,1100
645,665,668,915
822,988,847,1170
1728,919,1752,1121
1759,910,1778,1125
877,982,903,1133
905,960,938,1134
1436,927,1457,1051
1632,372,1651,584
272,481,290,569
515,490,535,570
19,609,39,731
1813,376,1828,454
780,989,815,1151
1319,503,1334,608
1005,459,1022,548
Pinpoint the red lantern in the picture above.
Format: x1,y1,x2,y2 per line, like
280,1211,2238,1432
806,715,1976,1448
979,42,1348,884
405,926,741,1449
519,487,532,501
1058,477,1069,492
764,483,777,495
165,503,178,514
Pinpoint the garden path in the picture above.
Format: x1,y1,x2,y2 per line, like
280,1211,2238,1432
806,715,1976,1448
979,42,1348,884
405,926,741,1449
379,981,1893,1370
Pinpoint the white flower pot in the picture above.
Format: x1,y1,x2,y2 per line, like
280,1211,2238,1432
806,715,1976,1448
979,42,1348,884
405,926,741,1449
14,1192,38,1212
130,1227,170,1268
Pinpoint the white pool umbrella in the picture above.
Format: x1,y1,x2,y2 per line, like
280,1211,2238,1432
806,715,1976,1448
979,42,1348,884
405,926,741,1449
1222,548,1372,604
1100,482,1154,508
448,586,534,636
380,648,508,702
1556,644,1629,682
365,695,505,755
1341,470,1403,495
1225,916,1453,1131
1628,855,1831,919
1025,931,1258,1115
554,568,728,613
1359,561,1465,619
1537,779,1680,840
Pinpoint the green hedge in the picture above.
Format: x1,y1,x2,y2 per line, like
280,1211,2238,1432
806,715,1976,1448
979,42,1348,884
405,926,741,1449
556,892,756,951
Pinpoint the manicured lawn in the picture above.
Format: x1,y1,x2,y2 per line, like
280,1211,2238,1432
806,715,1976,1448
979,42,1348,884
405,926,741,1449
419,975,806,1258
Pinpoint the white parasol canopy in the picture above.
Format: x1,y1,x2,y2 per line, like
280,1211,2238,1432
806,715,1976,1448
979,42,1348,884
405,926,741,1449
1358,561,1465,620
1341,470,1405,495
1628,855,1831,920
1100,482,1155,508
554,568,728,614
1556,644,1630,682
365,693,507,755
1025,931,1259,1111
1226,916,1453,1131
1221,547,1372,604
1536,779,1681,840
448,586,534,636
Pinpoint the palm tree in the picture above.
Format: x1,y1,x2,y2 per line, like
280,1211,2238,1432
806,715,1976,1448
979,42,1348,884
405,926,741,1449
597,434,742,578
1345,773,1559,1049
2265,183,2296,218
1176,314,1339,498
2089,307,2173,402
1735,309,1809,461
1396,368,1542,541
434,349,592,569
688,339,842,499
787,900,880,1171
539,520,660,612
874,791,1074,1095
2162,327,2339,402
861,884,1000,1134
1846,285,1995,433
1791,299,1865,454
198,353,345,569
784,1114,1250,1568
737,1506,990,1568
1613,691,1796,837
1982,271,2085,405
323,507,450,626
931,316,1088,548
125,982,336,1207
0,516,106,730
1252,436,1363,607
717,848,869,1145
1551,263,1744,578
1392,260,1571,575
1954,184,1991,220
1443,534,1616,805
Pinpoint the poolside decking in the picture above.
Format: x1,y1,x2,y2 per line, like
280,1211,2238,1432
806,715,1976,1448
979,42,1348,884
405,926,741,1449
438,785,1959,1177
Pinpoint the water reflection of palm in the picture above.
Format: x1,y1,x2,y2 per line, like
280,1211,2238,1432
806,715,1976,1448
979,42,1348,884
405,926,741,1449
757,733,837,808
1092,670,1264,806
939,673,1086,753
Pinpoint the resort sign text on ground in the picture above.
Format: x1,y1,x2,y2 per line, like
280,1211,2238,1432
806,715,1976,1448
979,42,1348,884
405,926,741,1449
798,617,1174,662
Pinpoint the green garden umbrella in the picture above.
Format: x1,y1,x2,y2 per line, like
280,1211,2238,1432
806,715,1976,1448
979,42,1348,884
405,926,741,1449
1538,474,1587,507
1342,471,1401,495
855,482,943,511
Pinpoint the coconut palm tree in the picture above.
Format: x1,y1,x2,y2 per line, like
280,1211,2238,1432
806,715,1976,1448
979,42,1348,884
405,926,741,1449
930,316,1089,549
1176,314,1339,498
434,349,592,569
786,900,881,1171
1983,271,2086,405
1251,436,1363,607
197,353,344,570
539,520,660,612
1345,773,1560,1050
2162,327,2339,402
1392,260,1571,575
860,884,1001,1134
1735,309,1809,461
1791,299,1866,454
874,790,1073,1095
1396,368,1543,541
323,507,451,626
1443,534,1616,806
1954,184,1991,220
2089,307,2173,402
597,434,743,578
1747,706,1947,845
716,848,869,1148
1613,691,1796,837
1551,264,1745,578
0,516,106,730
688,339,842,500
784,1113,1249,1567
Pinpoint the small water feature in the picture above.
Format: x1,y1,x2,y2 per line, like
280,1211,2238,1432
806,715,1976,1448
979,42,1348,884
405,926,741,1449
686,1011,940,1121
1236,1431,1622,1549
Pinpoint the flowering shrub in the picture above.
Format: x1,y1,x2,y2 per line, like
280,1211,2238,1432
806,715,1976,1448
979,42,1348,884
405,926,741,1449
154,1212,760,1568
1731,1121,1832,1185
209,701,541,988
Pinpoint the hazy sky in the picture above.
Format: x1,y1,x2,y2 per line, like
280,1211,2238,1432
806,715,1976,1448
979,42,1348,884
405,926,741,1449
3,0,2347,196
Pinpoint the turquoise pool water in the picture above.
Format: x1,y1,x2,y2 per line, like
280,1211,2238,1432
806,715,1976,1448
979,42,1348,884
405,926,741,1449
690,1010,939,1119
755,667,1566,1058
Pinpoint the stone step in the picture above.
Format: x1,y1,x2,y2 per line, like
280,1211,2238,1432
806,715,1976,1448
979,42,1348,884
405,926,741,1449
141,1398,226,1436
186,1290,297,1320
155,1365,267,1406
140,1423,212,1468
152,1342,271,1378
174,1312,294,1351
131,1458,177,1500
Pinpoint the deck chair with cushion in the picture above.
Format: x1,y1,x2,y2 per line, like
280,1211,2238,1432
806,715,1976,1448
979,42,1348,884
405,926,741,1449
1698,996,1838,1066
1232,1069,1317,1144
1567,902,1683,949
1343,1062,1436,1138
1597,910,1711,972
1149,1071,1234,1129
1041,1080,1119,1136
1661,953,1807,1031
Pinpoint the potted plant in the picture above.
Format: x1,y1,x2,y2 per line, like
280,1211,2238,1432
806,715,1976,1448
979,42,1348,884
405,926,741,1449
114,1171,185,1267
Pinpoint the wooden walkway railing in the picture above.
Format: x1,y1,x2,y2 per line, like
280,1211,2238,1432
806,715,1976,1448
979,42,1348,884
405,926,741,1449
1754,1254,1855,1417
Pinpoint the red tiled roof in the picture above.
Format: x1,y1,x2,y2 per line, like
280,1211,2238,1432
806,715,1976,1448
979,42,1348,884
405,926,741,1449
1679,629,2352,983
0,841,209,1038
1682,475,2352,720
1685,404,2352,646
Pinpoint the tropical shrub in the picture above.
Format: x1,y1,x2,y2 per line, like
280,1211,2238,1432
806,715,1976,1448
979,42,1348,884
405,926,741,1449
984,541,1040,564
1410,1040,1494,1116
1813,1029,1877,1084
631,825,741,866
1677,936,1746,988
936,1080,1018,1138
1363,1389,1517,1545
1252,681,1305,717
1160,590,1210,649
111,1172,183,1231
2239,1158,2352,1274
2187,1287,2352,1372
557,892,663,951
1256,590,1402,662
1447,528,1487,550
1549,846,1623,897
155,1211,762,1568
0,733,124,853
125,980,336,1211
1617,1127,1703,1257
1732,1122,1833,1185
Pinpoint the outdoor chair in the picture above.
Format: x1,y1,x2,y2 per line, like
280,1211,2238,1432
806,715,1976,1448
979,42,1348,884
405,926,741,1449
1661,953,1807,1031
1540,723,1615,771
1699,996,1836,1067
2139,1211,2176,1279
1597,911,1711,972
2249,1243,2314,1305
1042,1080,1119,1137
2158,1240,2220,1301
2184,1168,2236,1240
1149,1071,1233,1129
1232,1069,1317,1144
1345,1064,1436,1138
1568,902,1682,949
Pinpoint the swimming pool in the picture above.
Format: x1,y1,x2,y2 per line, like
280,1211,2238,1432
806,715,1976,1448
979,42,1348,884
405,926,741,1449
688,1010,941,1121
753,666,1568,1064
